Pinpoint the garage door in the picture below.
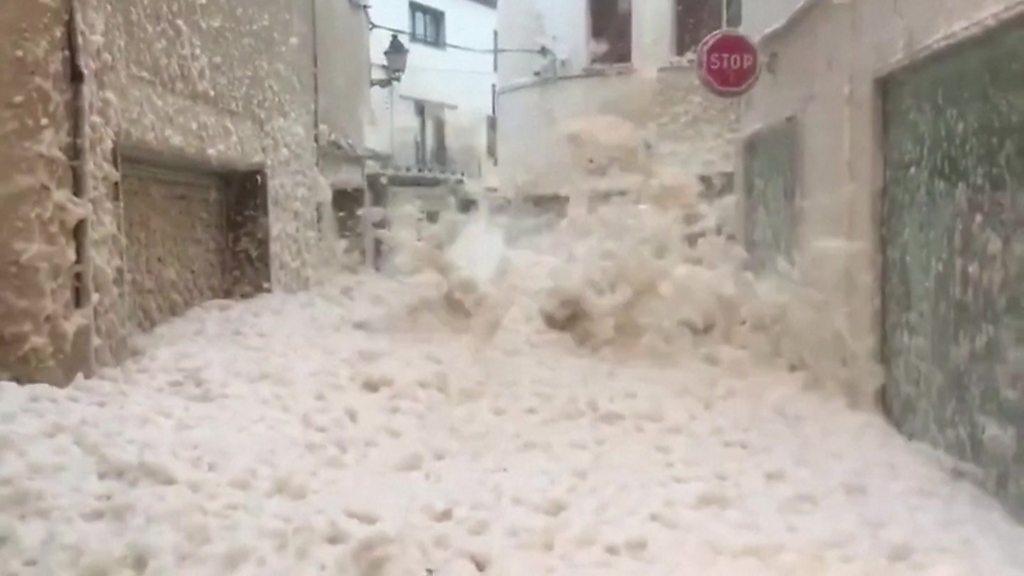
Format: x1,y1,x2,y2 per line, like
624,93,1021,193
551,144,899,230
883,22,1024,514
122,164,229,332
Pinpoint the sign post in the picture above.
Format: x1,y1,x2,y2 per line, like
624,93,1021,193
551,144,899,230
697,30,761,97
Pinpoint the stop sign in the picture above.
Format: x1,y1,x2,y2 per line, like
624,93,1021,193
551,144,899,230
697,30,761,97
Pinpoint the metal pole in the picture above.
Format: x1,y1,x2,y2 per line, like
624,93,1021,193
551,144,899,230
362,167,375,271
389,83,396,157
312,0,322,167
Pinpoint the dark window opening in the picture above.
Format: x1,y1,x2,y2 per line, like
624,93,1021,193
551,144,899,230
410,2,445,48
224,170,272,300
72,220,88,309
119,161,269,333
415,102,427,167
332,189,365,254
431,116,447,167
414,101,448,169
589,0,632,65
676,0,741,57
487,115,497,164
727,0,742,28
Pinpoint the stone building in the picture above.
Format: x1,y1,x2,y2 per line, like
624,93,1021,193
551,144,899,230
0,0,371,385
738,0,1024,519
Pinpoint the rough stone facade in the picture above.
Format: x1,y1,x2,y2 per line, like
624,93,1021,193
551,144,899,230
0,0,369,384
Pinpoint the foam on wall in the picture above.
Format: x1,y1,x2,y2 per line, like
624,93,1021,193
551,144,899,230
0,1,91,384
1,0,370,382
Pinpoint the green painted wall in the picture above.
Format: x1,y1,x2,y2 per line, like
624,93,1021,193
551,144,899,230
883,22,1024,520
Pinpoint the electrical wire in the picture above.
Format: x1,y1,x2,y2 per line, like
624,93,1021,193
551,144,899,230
360,4,549,57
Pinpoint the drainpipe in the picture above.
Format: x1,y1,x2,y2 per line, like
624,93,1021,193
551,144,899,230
66,0,97,378
389,84,396,158
312,0,322,168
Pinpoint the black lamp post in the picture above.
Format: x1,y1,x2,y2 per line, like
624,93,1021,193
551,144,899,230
372,34,409,88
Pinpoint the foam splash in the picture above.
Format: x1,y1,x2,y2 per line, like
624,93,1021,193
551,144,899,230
373,181,879,408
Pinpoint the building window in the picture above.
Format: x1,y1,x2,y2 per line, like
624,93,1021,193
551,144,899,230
410,2,445,48
331,188,365,253
589,0,632,65
727,0,742,28
414,101,448,169
415,102,428,166
431,115,447,167
676,0,741,57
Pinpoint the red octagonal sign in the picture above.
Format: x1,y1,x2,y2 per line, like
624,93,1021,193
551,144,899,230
697,30,761,97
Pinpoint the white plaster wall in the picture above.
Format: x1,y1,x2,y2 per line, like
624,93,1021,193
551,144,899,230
499,74,652,197
365,0,497,177
317,0,373,188
743,0,806,38
498,0,672,81
497,0,588,85
742,0,1024,519
739,0,1024,389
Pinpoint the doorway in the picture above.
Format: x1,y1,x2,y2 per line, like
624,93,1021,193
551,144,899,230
121,161,269,333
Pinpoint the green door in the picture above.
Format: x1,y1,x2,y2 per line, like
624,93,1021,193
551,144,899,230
744,118,798,270
883,22,1024,518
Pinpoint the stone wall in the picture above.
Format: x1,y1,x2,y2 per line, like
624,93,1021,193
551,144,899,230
78,0,323,366
0,0,369,384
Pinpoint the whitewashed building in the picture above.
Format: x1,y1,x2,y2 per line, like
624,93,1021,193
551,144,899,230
496,0,802,202
0,0,371,385
365,0,498,179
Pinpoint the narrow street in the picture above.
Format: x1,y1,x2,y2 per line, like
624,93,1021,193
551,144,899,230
3,264,1023,575
3,1,1024,575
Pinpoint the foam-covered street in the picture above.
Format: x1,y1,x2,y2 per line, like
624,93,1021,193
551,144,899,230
3,266,1022,575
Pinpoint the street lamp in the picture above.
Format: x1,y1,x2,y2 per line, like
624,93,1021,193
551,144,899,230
371,34,409,88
